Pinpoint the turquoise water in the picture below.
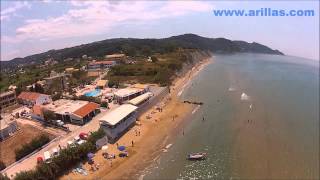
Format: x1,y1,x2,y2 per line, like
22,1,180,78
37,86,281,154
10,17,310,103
143,54,319,179
84,89,101,97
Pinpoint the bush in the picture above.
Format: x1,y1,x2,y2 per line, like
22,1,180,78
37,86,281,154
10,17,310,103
15,134,50,161
151,56,158,62
100,101,108,108
107,80,119,88
0,173,10,180
78,95,101,104
13,129,105,180
0,161,6,171
87,128,105,144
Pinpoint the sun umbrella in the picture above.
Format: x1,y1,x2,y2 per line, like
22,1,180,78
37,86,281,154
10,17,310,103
87,152,94,159
118,145,126,151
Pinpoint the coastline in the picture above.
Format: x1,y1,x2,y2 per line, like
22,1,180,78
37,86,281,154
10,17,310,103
61,56,213,180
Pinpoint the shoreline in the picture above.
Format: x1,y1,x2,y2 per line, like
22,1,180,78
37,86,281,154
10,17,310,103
61,56,213,180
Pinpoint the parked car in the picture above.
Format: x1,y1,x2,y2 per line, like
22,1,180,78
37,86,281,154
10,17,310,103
44,151,51,163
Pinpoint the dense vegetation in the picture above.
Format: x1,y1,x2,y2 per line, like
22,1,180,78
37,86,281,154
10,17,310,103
11,129,105,180
1,34,283,70
0,59,88,92
106,49,201,86
15,134,50,161
0,34,283,92
0,174,9,180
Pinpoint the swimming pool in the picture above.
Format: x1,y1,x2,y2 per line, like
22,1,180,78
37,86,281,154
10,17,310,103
84,89,101,97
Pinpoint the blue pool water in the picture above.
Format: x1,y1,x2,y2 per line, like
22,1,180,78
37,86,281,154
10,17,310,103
84,89,101,97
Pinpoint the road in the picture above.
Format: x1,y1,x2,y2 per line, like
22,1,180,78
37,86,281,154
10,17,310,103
2,104,118,178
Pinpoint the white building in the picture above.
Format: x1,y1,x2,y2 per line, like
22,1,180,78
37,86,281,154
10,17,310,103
17,92,52,106
127,92,153,106
42,99,100,125
113,85,150,104
87,61,116,71
99,104,138,142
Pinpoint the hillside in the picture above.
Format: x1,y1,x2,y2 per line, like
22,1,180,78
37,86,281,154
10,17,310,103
1,34,283,69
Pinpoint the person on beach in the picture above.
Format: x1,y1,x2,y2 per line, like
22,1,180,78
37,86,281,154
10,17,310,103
202,117,205,121
116,143,119,148
131,140,134,147
182,129,184,136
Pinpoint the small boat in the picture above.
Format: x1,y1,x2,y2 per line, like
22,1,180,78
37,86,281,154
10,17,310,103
187,152,207,160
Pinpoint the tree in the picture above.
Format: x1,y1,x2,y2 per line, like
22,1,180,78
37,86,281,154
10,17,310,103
151,56,158,63
43,110,56,123
15,134,50,161
121,43,136,57
34,83,44,93
154,68,171,86
108,80,119,88
0,173,9,180
51,92,61,101
141,46,152,56
100,101,108,108
78,95,101,104
13,129,105,180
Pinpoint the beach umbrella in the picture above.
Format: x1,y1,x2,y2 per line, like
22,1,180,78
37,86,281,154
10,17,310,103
87,152,95,159
118,145,126,151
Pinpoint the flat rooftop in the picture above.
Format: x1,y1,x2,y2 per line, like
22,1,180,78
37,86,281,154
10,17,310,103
0,116,16,130
43,99,88,115
128,92,153,106
114,88,143,98
99,104,138,126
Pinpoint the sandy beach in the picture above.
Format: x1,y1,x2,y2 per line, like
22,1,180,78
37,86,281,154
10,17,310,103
61,57,212,180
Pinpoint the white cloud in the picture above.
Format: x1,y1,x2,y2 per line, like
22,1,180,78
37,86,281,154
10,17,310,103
0,1,30,21
4,1,213,43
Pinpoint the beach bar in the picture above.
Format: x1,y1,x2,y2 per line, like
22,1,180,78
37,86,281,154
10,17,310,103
127,92,153,106
99,104,138,142
113,88,145,104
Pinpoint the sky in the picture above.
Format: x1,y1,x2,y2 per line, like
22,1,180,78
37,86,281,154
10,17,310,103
1,0,319,61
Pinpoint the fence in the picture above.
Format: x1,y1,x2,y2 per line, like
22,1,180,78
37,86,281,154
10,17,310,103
0,136,60,174
136,86,169,117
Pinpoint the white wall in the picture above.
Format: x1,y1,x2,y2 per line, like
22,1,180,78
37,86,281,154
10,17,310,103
101,112,137,141
36,95,52,105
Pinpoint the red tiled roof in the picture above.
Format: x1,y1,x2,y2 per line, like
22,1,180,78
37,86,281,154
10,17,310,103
73,102,99,118
17,92,43,101
89,61,114,66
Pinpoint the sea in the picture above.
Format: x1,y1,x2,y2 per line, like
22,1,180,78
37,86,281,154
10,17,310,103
141,53,319,179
